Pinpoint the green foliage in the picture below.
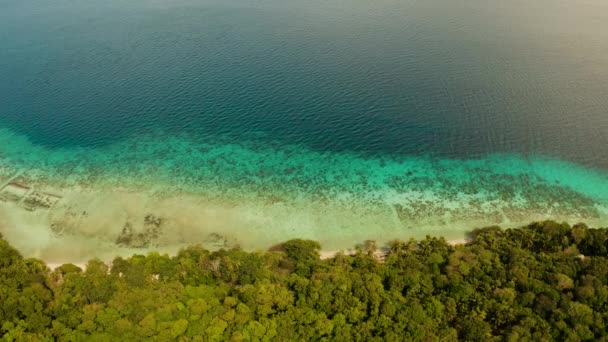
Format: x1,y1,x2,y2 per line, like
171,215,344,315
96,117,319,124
273,239,321,277
1,221,608,340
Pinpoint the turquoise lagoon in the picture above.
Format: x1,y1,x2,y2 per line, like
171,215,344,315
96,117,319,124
0,0,607,260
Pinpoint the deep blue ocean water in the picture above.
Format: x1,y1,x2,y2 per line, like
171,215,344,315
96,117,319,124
0,0,607,254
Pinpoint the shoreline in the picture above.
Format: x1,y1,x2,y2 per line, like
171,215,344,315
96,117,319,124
2,174,605,258
44,238,470,270
2,179,605,266
319,238,469,260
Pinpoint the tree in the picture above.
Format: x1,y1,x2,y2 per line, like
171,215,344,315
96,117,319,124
1,222,608,339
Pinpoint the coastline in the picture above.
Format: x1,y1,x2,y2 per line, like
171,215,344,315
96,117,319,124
0,129,606,264
3,182,604,265
1,165,606,265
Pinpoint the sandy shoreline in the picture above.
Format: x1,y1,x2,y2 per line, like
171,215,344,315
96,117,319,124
0,179,496,265
1,161,606,269
43,239,470,270
319,238,469,260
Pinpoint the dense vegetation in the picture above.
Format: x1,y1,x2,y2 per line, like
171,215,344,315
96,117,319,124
2,221,608,341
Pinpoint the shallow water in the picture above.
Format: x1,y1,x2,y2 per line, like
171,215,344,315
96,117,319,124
0,0,607,260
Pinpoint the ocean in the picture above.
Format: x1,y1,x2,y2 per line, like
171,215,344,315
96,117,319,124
1,0,607,261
